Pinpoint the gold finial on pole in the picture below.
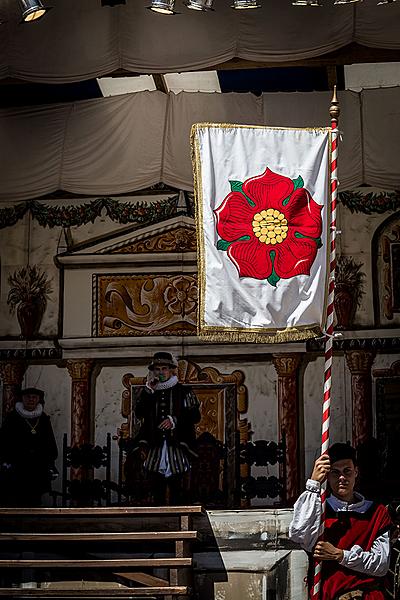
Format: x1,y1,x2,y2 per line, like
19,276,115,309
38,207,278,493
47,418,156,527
329,85,340,126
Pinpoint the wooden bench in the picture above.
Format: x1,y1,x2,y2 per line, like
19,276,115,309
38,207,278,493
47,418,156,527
0,506,204,599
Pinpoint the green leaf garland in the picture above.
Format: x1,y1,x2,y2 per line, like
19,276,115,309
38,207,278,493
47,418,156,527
0,196,179,230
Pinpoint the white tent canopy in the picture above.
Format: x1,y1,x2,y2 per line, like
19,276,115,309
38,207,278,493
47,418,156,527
1,88,399,202
1,0,400,82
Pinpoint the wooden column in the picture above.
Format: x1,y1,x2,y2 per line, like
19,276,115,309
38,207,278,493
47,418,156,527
273,353,302,506
0,360,26,421
66,359,94,447
345,350,375,448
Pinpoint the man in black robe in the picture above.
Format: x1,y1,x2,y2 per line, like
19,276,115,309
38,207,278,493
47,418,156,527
0,387,58,506
131,352,201,505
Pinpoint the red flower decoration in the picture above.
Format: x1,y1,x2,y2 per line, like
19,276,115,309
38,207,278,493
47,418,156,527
214,168,323,285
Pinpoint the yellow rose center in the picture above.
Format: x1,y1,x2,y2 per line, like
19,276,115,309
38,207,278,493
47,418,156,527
252,209,288,245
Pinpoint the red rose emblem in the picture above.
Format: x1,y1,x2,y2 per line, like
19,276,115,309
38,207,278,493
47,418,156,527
214,168,323,286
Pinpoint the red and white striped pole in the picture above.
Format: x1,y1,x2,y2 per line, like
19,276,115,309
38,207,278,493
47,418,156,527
311,87,340,600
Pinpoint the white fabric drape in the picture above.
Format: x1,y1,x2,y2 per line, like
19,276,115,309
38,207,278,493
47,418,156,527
1,0,400,82
1,88,400,202
0,92,167,201
262,91,362,190
363,88,400,188
162,92,264,190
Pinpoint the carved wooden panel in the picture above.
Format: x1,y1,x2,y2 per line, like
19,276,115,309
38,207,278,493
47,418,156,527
94,273,197,336
109,227,197,254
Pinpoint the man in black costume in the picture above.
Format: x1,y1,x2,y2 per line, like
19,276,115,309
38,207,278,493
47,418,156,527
0,387,58,506
133,352,201,505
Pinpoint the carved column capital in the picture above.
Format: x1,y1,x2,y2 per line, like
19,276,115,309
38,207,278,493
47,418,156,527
345,350,375,375
0,361,26,385
272,353,302,377
66,359,93,381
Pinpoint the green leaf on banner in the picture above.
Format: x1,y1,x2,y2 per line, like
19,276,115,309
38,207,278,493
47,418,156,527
293,175,304,191
283,175,304,206
230,180,243,192
217,239,231,251
267,250,280,287
229,180,255,207
295,231,322,248
217,236,250,251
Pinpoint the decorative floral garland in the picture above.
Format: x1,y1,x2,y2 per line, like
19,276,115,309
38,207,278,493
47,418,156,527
338,190,400,215
0,196,179,230
1,190,399,229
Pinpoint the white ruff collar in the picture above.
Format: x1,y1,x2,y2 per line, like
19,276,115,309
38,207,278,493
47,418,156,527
154,375,178,391
15,401,43,419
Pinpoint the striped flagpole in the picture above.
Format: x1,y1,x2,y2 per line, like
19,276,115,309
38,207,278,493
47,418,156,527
311,87,340,600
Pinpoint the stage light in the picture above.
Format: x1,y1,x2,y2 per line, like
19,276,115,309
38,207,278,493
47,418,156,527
101,0,126,5
292,0,322,6
185,0,214,9
148,0,176,13
19,0,50,22
231,0,260,8
334,0,362,4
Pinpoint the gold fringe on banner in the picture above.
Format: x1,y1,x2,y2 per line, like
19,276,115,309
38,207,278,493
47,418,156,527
197,325,322,344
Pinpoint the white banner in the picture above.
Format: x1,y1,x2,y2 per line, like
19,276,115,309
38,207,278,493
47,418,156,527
191,124,331,343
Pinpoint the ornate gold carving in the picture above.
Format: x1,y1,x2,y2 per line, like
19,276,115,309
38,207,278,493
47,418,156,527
96,274,197,336
195,390,225,441
345,350,375,375
0,361,26,386
110,227,197,254
272,354,302,377
66,359,93,381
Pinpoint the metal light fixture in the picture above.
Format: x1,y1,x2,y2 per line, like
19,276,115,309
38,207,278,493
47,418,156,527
334,0,361,4
292,0,322,6
185,0,214,9
232,0,260,8
19,0,50,22
377,0,395,4
148,0,176,13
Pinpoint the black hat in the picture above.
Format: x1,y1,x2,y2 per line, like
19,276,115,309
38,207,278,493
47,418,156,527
328,442,357,466
148,352,178,370
21,387,45,402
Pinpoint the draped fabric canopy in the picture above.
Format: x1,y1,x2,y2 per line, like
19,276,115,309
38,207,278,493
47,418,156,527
1,0,400,82
1,88,399,202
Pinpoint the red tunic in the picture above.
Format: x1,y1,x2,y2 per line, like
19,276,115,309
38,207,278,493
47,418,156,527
312,502,392,600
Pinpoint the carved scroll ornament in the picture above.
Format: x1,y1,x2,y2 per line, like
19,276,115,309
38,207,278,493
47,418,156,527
96,273,198,336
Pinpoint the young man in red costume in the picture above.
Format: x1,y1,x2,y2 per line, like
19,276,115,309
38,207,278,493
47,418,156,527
289,443,391,600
